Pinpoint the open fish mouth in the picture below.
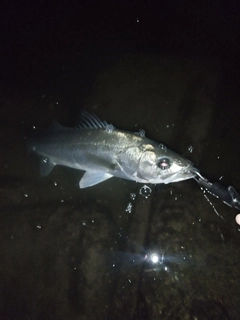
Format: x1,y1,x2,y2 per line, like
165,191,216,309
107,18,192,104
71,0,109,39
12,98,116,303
168,165,197,183
188,167,201,177
182,165,199,177
181,167,197,180
154,165,196,184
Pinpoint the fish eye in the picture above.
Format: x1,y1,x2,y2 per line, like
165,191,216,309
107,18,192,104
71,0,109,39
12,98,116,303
157,157,171,170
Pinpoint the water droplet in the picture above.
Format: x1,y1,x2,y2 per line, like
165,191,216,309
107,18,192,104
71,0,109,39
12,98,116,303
134,129,145,137
125,202,133,213
130,193,136,201
106,124,114,133
188,145,194,153
159,144,167,151
138,129,145,137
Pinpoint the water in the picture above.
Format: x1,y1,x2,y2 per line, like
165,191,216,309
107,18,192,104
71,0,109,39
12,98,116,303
1,44,240,320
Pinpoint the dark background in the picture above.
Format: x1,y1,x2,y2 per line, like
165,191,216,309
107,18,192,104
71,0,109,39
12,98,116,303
1,1,240,128
1,1,240,87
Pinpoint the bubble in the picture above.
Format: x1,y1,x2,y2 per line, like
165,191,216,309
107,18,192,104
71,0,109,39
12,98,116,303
139,185,152,198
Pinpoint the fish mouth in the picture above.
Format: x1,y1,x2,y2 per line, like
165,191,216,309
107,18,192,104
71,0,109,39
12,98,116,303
187,167,200,178
179,165,198,179
163,165,197,184
179,167,197,180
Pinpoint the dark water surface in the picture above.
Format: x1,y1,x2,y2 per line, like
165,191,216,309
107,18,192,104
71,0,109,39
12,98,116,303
1,2,240,319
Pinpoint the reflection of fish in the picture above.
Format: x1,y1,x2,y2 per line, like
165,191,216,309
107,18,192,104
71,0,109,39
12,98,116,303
27,111,196,188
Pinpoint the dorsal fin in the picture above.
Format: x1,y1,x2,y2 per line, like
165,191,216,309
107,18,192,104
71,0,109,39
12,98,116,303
78,110,112,129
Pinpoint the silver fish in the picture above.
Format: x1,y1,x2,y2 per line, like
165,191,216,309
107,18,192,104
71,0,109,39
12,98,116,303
27,111,196,188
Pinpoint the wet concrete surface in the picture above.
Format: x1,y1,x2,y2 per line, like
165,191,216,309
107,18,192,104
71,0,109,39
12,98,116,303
1,52,240,320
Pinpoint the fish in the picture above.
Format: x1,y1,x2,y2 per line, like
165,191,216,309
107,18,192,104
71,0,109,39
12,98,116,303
27,110,196,188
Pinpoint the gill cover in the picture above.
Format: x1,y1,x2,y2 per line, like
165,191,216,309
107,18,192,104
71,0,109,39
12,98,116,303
137,144,159,182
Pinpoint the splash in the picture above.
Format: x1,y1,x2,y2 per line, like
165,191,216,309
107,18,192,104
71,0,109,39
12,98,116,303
200,187,225,221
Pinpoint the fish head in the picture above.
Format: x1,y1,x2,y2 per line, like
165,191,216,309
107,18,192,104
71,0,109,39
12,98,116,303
136,143,195,184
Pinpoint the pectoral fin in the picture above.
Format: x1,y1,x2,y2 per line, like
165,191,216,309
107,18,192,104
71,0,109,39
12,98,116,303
79,171,113,188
